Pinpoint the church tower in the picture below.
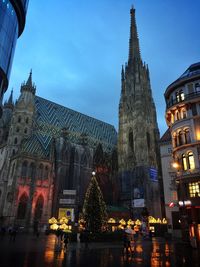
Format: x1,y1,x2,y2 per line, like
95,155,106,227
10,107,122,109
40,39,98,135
118,7,162,218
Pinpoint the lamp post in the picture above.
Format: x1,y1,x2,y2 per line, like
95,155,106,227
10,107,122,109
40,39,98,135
172,162,190,242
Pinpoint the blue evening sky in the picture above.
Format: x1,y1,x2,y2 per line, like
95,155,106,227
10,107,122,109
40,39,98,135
5,0,200,136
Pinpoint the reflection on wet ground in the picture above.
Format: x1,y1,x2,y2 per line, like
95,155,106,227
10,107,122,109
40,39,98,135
0,234,199,267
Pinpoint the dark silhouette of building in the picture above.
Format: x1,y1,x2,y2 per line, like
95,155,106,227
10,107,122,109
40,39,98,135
0,0,29,116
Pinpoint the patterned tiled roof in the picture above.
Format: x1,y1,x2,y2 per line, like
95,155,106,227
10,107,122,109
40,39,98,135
21,133,50,159
32,96,117,153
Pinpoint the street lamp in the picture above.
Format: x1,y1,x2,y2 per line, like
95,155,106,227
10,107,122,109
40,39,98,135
172,162,190,242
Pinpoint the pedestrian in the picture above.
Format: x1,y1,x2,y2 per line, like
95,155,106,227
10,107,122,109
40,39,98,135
63,233,69,251
123,227,135,256
0,226,6,239
9,226,17,242
83,229,89,249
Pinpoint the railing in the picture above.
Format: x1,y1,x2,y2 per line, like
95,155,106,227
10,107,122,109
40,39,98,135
167,91,200,108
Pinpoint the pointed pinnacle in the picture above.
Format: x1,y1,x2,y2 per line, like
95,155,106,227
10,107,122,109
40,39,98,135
26,69,32,86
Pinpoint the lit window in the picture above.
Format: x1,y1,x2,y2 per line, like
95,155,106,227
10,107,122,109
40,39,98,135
176,90,185,102
175,111,180,121
171,113,174,123
182,154,187,170
180,91,185,101
188,152,195,170
189,182,200,197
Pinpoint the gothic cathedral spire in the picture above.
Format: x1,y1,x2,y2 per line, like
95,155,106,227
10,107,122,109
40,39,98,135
118,7,162,218
128,7,141,64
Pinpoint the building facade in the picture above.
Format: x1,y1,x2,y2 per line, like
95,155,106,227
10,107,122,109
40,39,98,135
118,7,163,219
165,62,200,246
0,72,117,229
160,129,181,237
0,0,29,115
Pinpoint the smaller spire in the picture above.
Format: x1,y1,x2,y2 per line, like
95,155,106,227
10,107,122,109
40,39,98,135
20,69,36,95
26,69,32,86
128,6,141,64
121,65,125,80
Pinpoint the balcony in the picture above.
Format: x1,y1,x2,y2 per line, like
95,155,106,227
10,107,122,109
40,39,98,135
166,91,200,108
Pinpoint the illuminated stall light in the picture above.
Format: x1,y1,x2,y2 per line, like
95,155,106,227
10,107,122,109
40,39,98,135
119,219,126,225
127,219,134,225
49,217,58,224
50,223,59,230
108,218,116,224
135,219,141,226
59,223,68,230
148,216,167,224
59,217,68,224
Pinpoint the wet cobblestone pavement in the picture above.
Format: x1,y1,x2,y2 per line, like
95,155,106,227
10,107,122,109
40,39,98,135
0,234,199,267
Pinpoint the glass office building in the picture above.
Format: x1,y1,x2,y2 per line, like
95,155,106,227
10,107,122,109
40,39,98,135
0,0,29,115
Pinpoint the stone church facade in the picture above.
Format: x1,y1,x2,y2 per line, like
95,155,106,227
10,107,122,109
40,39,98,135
0,73,117,228
118,7,163,218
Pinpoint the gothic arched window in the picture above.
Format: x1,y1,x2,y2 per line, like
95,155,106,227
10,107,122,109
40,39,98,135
44,166,49,180
129,130,134,151
81,153,87,166
14,138,17,145
38,164,43,179
34,195,44,220
11,163,15,177
146,132,150,149
74,150,79,163
29,162,36,179
21,161,28,177
17,193,28,219
18,116,21,123
26,117,29,124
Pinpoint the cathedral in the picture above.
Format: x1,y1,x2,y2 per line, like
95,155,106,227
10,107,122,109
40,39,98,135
0,7,164,229
0,72,117,228
118,7,163,218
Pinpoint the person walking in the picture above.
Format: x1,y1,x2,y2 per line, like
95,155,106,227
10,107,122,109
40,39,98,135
63,233,69,251
123,227,135,257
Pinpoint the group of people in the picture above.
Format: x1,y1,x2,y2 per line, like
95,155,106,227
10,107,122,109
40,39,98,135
0,225,18,242
55,229,70,251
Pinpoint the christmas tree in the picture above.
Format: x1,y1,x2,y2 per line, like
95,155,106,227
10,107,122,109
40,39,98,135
82,173,107,233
